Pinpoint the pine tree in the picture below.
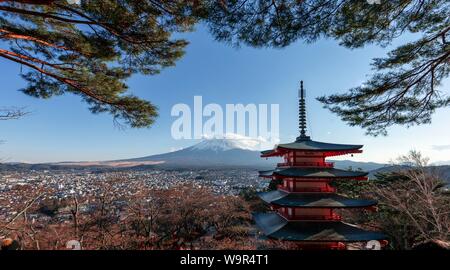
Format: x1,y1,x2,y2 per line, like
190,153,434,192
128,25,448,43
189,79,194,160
0,0,205,127
204,0,450,135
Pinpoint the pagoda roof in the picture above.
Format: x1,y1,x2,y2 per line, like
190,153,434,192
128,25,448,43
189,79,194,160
253,212,386,242
259,167,368,179
258,190,377,208
261,138,363,157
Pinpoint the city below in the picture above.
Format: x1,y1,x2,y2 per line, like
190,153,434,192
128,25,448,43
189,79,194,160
0,168,263,221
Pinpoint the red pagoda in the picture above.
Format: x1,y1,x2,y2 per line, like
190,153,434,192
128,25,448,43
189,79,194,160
254,81,386,250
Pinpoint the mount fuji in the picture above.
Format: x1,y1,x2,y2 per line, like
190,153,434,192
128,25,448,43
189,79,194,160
115,134,386,170
2,135,390,171
122,135,278,168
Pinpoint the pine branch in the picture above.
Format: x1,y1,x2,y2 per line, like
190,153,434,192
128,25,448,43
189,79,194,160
0,107,28,120
0,29,68,50
0,6,95,25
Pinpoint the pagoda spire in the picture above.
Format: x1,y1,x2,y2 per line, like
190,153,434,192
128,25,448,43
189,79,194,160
255,82,387,249
297,81,310,141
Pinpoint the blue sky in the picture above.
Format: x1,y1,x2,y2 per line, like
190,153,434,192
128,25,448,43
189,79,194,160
1,25,449,164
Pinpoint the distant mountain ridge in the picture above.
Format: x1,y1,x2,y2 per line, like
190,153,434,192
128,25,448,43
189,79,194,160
368,165,450,181
2,137,388,170
1,137,449,182
121,137,389,170
123,137,276,168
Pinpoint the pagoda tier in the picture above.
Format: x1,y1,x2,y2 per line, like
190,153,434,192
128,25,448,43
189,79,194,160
254,213,386,242
253,81,386,249
259,167,368,180
261,137,363,158
258,190,377,208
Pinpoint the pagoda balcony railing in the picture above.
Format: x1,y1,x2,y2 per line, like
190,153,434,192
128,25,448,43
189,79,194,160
293,214,341,221
277,162,334,168
278,185,336,193
280,213,342,221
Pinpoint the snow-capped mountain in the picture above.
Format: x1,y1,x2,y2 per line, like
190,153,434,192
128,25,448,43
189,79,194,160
125,135,277,168
5,135,390,171
120,135,388,170
190,134,267,152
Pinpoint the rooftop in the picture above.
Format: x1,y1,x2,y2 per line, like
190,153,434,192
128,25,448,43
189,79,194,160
254,212,386,242
259,167,368,179
258,190,377,208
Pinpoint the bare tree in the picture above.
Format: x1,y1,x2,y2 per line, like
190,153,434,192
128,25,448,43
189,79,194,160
0,185,46,250
1,179,256,250
0,192,44,234
371,151,450,248
0,106,28,161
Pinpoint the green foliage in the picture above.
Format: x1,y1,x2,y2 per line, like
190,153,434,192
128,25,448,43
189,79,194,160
331,178,370,198
238,186,269,212
371,171,411,187
331,167,368,197
239,186,259,201
0,0,206,127
204,0,450,135
267,178,282,191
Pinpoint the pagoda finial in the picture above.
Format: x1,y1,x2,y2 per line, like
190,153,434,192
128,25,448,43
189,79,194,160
297,81,310,141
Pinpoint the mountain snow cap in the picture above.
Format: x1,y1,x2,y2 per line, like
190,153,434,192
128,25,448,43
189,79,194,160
192,133,273,151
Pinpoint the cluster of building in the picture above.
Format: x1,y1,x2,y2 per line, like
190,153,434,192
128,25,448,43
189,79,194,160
0,168,266,221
